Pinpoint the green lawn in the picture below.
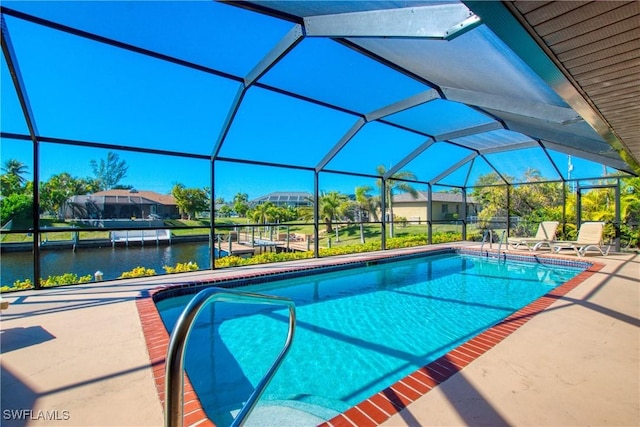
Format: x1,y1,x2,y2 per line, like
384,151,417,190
1,218,476,245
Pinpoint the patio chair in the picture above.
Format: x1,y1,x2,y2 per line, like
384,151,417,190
551,221,610,257
508,221,559,251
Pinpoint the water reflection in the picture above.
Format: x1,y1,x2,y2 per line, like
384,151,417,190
1,242,214,285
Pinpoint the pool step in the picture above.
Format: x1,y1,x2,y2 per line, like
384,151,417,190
241,396,349,427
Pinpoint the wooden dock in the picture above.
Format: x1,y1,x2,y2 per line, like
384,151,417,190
216,238,313,256
279,240,313,252
215,241,256,257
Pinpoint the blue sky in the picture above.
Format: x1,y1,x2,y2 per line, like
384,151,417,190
0,1,426,201
0,1,617,202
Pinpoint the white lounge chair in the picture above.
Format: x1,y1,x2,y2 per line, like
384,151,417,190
552,221,610,257
508,221,559,251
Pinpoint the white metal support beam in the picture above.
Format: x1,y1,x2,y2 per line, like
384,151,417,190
317,89,440,173
1,15,38,138
465,0,640,174
365,89,440,122
213,25,303,159
434,122,503,142
211,85,245,159
463,158,476,187
316,118,366,172
479,141,539,155
542,141,631,173
244,24,304,86
429,153,477,185
384,138,435,179
506,121,619,160
304,4,478,40
442,87,582,125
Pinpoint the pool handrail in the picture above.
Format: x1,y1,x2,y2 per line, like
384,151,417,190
497,230,506,255
164,287,296,427
480,229,489,252
480,229,507,255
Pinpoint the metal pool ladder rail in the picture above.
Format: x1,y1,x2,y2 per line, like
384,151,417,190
480,229,507,256
164,287,296,427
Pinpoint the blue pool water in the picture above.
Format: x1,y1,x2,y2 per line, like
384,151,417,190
156,252,584,426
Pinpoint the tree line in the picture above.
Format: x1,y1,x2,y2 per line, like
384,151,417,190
1,152,130,224
212,166,419,240
3,154,637,246
471,169,639,244
0,152,215,224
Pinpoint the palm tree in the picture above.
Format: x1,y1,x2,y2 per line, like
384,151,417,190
375,165,419,238
40,172,92,220
621,177,640,222
355,185,379,222
251,201,283,238
522,167,542,183
318,191,349,234
251,201,275,225
355,185,378,243
620,177,640,248
2,159,29,185
297,200,314,223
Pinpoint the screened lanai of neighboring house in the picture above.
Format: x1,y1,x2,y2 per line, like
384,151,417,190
1,1,639,287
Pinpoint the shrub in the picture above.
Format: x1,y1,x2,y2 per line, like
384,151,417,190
119,266,156,278
319,242,381,256
214,255,251,268
466,230,483,242
621,224,639,249
1,273,93,292
1,279,35,292
163,262,199,274
0,193,33,226
41,273,92,288
214,251,313,268
251,252,313,263
394,216,408,227
387,235,428,248
432,231,462,244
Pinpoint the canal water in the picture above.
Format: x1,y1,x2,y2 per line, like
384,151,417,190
1,241,222,286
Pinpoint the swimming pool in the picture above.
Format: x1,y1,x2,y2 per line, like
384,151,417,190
155,251,587,426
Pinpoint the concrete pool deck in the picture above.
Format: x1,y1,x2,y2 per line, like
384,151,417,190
1,244,638,426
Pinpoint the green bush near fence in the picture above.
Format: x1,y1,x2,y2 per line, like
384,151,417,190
214,250,313,268
1,273,92,292
163,262,199,273
1,279,35,292
119,266,157,278
2,261,200,291
41,273,93,287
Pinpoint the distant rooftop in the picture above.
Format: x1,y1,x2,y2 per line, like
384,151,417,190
90,190,176,205
251,191,313,205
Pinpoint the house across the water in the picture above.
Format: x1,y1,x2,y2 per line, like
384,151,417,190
65,189,179,220
391,191,480,222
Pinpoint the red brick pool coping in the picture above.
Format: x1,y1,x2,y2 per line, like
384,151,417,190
135,248,604,427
